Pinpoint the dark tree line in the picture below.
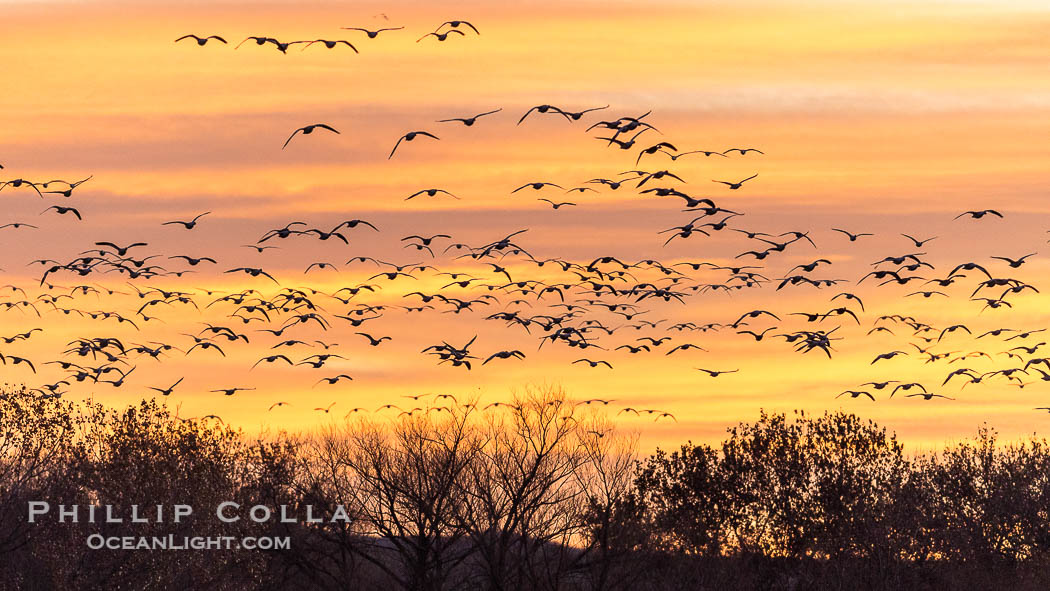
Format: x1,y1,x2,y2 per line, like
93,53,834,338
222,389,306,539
2,385,1050,590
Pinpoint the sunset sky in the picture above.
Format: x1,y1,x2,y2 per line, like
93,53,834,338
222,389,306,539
2,0,1049,450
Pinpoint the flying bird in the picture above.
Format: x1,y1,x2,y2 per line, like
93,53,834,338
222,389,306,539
298,40,358,52
175,34,227,46
389,131,439,158
955,210,1003,220
901,234,937,247
992,253,1036,268
831,228,873,242
694,368,738,377
437,20,481,34
41,206,82,220
283,124,340,149
573,359,612,368
417,30,466,43
162,212,211,229
341,26,405,38
437,109,501,126
712,174,758,190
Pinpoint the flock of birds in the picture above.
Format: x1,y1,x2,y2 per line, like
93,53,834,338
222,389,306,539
2,17,1047,427
174,18,480,53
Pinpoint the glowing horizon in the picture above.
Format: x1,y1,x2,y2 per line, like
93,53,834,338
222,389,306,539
1,0,1049,451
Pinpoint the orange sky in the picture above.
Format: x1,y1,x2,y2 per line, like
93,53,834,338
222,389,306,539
1,0,1049,451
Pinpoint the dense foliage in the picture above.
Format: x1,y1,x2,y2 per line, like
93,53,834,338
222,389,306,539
2,386,1049,590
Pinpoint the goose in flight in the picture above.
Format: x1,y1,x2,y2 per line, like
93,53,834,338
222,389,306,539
335,219,379,232
573,358,612,368
948,261,991,279
169,255,216,266
389,131,439,158
210,387,255,396
737,327,777,341
402,234,451,247
248,37,294,53
666,343,707,355
901,234,937,247
162,211,210,229
955,209,1003,220
298,40,358,52
305,262,338,273
563,105,609,121
831,228,872,242
342,26,404,38
236,36,286,50
225,267,279,284
538,199,575,209
5,356,37,373
146,377,183,396
483,350,525,364
406,188,458,200
890,383,927,397
837,390,875,401
662,149,727,161
175,34,227,46
595,128,650,150
938,324,972,342
437,20,481,34
871,350,907,364
518,104,571,125
513,182,563,193
991,253,1036,268
723,148,764,155
694,368,738,377
731,309,780,327
636,142,677,165
712,174,758,190
355,332,391,346
316,374,353,385
437,108,501,126
42,175,93,197
243,244,279,253
283,124,340,149
252,354,293,369
907,393,954,401
0,179,43,196
41,206,82,220
95,241,148,256
417,30,466,43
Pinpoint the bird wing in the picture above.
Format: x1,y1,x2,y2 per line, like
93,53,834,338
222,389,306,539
388,135,406,158
282,128,303,149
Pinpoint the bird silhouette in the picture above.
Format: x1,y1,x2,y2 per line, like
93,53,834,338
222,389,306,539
298,40,358,52
162,212,210,229
389,131,440,158
955,210,1003,220
712,174,758,190
695,368,738,377
283,124,340,149
437,109,502,126
175,34,227,46
417,30,466,43
342,26,405,38
437,20,480,34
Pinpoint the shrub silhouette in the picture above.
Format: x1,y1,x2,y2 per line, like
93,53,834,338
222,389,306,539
4,386,1050,590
